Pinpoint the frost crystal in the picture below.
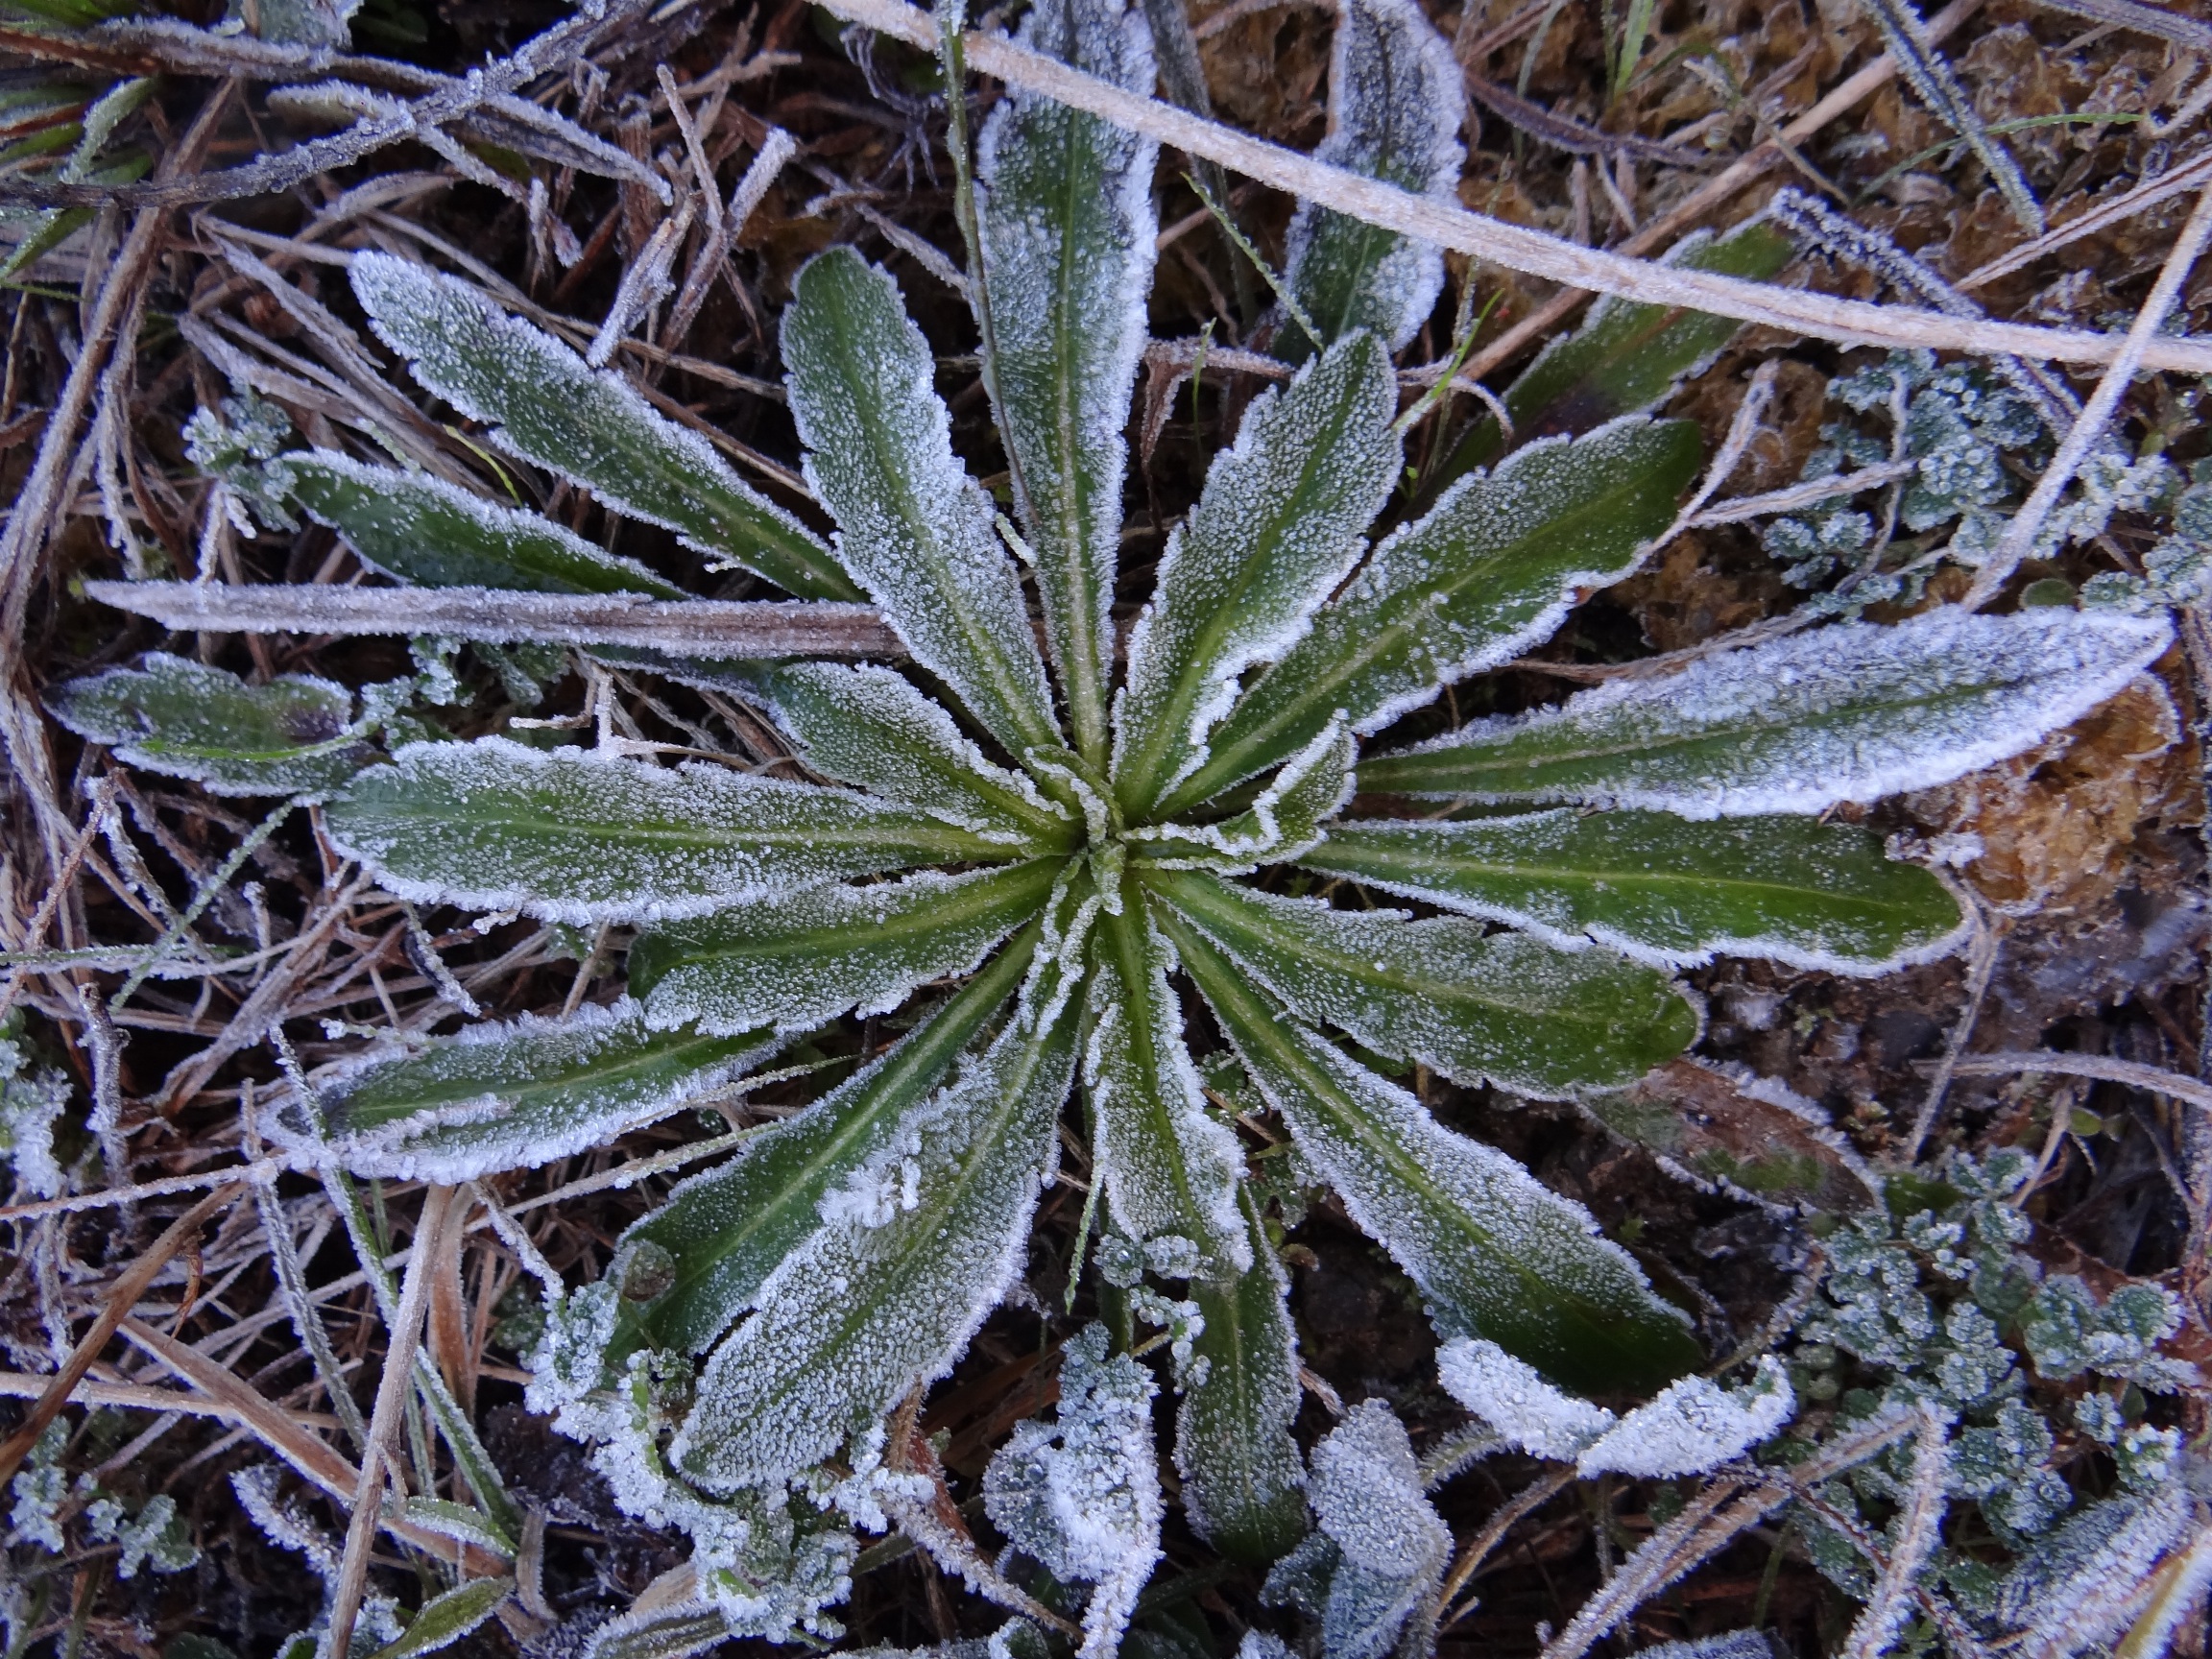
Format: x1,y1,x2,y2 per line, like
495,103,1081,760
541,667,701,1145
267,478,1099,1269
983,1326,1163,1659
0,1036,71,1200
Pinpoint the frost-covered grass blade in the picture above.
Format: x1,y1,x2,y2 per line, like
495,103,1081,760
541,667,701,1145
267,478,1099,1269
1358,606,2176,816
324,737,1017,924
1301,809,1965,971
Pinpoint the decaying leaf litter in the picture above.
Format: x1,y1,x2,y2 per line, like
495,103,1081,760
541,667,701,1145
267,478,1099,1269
0,0,2209,1649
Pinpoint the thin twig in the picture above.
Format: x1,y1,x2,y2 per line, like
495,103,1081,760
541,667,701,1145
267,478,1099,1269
1905,901,2000,1160
1932,1050,2212,1113
1839,1404,1951,1659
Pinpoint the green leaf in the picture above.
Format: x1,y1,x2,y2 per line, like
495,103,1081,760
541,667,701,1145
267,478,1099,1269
324,736,1018,924
1132,723,1353,872
1178,1187,1306,1565
349,252,855,601
366,1578,514,1659
1161,419,1700,814
291,999,777,1183
1162,909,1701,1393
782,248,1064,760
580,1603,732,1659
617,924,1041,1361
976,0,1158,766
275,450,685,597
1148,869,1695,1096
1280,0,1465,357
631,859,1061,1037
1356,606,2176,815
45,653,373,797
671,925,1087,1493
1436,221,1792,477
1085,867,1250,1273
1301,809,1964,971
1114,332,1400,820
763,663,1075,847
392,1499,516,1557
410,1365,522,1540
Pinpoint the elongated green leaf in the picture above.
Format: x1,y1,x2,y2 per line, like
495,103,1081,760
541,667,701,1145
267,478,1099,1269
46,653,372,797
1163,909,1701,1392
1150,869,1694,1096
1161,419,1700,813
671,929,1087,1493
581,1602,732,1659
349,252,855,601
976,0,1158,767
632,860,1061,1036
1178,1187,1306,1565
1085,868,1250,1273
764,663,1074,846
324,736,1014,924
1280,0,1465,358
1114,332,1400,820
284,999,775,1183
1357,606,2176,815
782,249,1063,760
410,1363,521,1539
367,1577,514,1659
275,450,685,597
617,925,1040,1361
1437,222,1793,477
1302,809,1964,971
1133,724,1352,872
393,1499,515,1557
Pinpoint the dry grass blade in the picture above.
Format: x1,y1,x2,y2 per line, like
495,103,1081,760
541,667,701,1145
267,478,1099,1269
2027,0,2212,50
1936,1049,2212,1111
1958,150,2212,291
0,1184,239,1491
1839,1404,1950,1659
1855,0,2043,231
83,582,905,658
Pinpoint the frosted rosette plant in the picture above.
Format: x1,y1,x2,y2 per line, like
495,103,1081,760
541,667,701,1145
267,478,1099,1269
60,0,2181,1644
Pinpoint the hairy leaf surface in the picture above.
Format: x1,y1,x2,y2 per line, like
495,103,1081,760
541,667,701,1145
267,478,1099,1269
1164,419,1698,811
1178,1189,1306,1565
47,654,372,797
672,944,1084,1493
1114,332,1399,817
1085,876,1251,1273
1132,724,1352,872
349,253,854,600
1151,870,1695,1096
1165,911,1701,1391
325,737,1014,924
782,249,1063,760
632,861,1060,1036
976,0,1158,764
1281,0,1465,356
276,450,685,597
289,999,777,1183
763,663,1073,845
1358,607,2176,815
1302,809,1964,970
618,928,1040,1361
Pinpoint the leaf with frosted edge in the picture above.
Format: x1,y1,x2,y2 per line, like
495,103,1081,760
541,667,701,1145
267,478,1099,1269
347,252,855,602
984,1325,1164,1659
1357,606,2176,816
324,736,1016,925
273,449,685,597
1573,1357,1791,1476
1438,222,1792,478
1178,1188,1306,1566
1162,909,1700,1391
1132,723,1352,873
632,860,1061,1037
1150,870,1695,1097
273,999,778,1183
1114,332,1400,818
45,654,373,798
1280,0,1465,358
781,249,1063,761
1300,809,1965,972
1163,419,1699,813
1084,874,1251,1274
607,926,1040,1366
1435,1335,1614,1460
670,931,1085,1494
764,663,1073,845
365,1577,514,1659
581,1600,734,1659
975,0,1158,766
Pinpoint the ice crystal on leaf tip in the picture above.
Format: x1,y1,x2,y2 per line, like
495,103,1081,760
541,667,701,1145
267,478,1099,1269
69,0,2197,1645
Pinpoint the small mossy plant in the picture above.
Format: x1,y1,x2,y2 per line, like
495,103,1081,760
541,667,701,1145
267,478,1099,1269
52,0,2180,1647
